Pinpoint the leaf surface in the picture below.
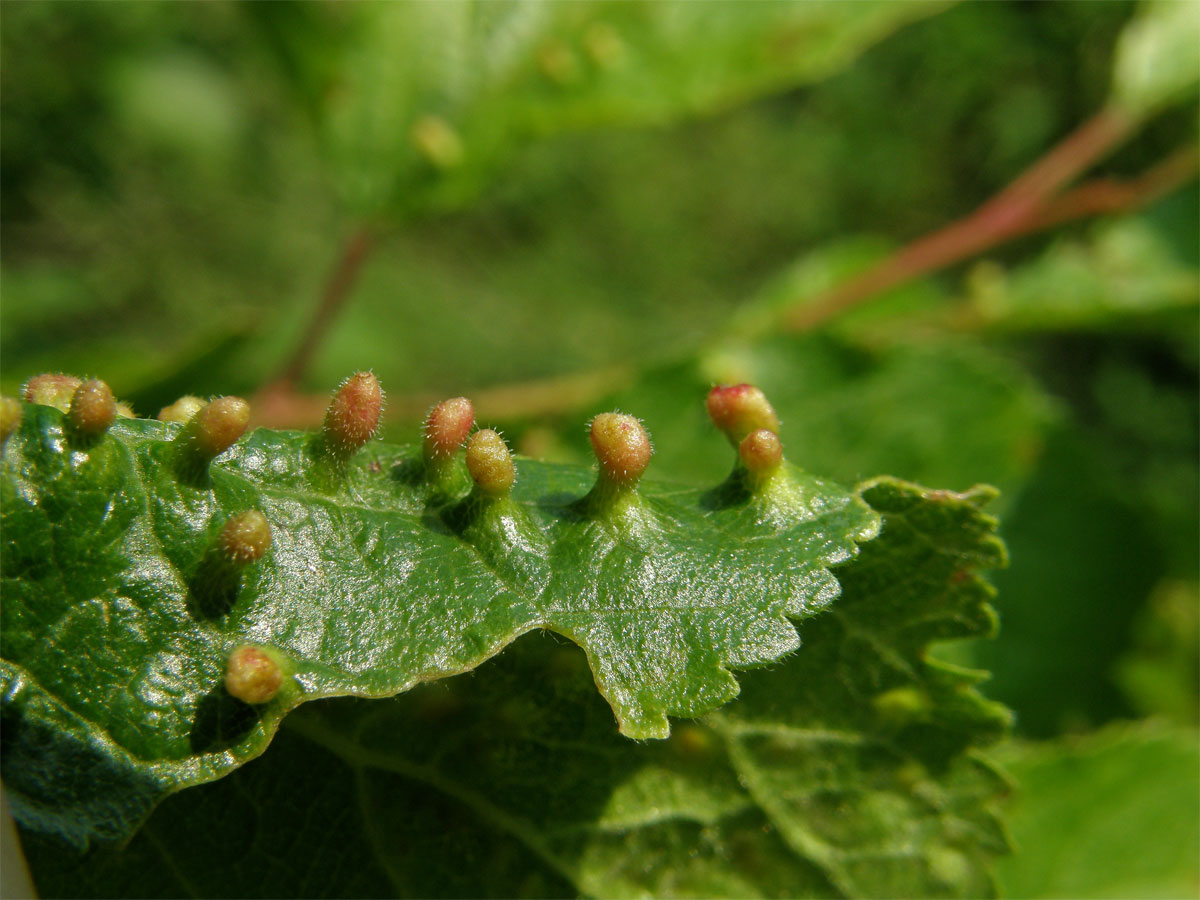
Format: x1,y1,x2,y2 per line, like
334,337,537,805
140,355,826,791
318,0,951,213
22,479,1012,899
1,401,876,847
994,722,1200,899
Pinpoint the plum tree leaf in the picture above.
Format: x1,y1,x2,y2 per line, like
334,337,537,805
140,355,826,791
20,478,1012,899
1,398,877,848
994,722,1200,899
314,0,951,214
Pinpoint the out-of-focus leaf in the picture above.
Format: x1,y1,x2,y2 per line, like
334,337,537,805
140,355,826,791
23,480,1012,899
1110,0,1200,117
1090,354,1200,576
963,216,1199,333
320,0,951,214
994,722,1200,899
1115,580,1200,724
976,427,1162,736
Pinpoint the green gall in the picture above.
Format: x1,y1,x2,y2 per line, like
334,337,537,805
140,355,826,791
184,396,251,458
873,686,931,725
67,379,117,438
584,22,623,67
424,397,475,463
466,429,515,496
539,39,581,84
23,374,82,412
219,510,272,565
706,383,781,445
589,412,652,485
225,645,284,705
322,372,383,462
739,428,783,485
158,395,206,424
1,396,21,446
411,115,464,170
669,724,715,759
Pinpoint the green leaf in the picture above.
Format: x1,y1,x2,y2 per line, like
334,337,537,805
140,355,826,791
1,399,877,848
318,0,951,213
994,722,1200,899
964,216,1200,333
976,428,1164,736
23,479,1012,899
1114,579,1199,724
1110,0,1200,118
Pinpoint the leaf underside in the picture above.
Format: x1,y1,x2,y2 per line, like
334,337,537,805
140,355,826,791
1,402,878,847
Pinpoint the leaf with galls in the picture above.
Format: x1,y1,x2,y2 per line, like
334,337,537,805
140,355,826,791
1,377,879,850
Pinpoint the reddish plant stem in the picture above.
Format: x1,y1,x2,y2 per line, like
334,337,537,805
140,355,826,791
253,114,1195,429
273,225,376,390
973,107,1134,228
1024,144,1197,231
782,106,1154,332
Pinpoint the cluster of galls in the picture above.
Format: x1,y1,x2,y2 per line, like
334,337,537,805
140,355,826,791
4,369,788,706
705,383,786,490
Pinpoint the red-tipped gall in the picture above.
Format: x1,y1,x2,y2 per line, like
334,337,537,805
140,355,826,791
219,510,272,565
589,412,652,485
225,645,284,705
706,384,780,445
424,397,475,463
322,372,382,461
465,429,515,496
67,379,117,438
739,428,783,486
24,374,82,413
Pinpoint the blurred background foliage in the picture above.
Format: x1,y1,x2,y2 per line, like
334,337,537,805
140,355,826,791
2,1,1197,895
